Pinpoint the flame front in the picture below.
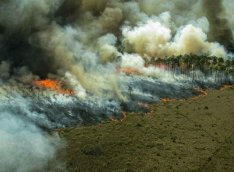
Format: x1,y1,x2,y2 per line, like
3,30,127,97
118,67,139,75
34,79,75,95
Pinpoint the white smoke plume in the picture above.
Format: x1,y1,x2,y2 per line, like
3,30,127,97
0,0,234,171
0,0,233,87
0,92,64,172
122,19,227,59
0,114,60,172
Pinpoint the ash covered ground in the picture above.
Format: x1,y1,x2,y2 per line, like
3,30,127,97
0,70,233,129
0,0,234,171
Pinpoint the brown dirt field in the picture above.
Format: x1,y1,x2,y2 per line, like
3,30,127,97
58,86,234,172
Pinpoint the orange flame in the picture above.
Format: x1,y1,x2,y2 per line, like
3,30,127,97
155,64,167,69
195,89,208,96
219,85,234,91
34,79,75,95
117,67,139,75
160,98,177,102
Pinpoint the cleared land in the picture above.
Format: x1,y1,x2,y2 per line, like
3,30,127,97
58,87,234,172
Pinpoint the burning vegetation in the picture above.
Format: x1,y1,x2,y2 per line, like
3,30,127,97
148,55,234,82
34,79,75,95
0,0,234,171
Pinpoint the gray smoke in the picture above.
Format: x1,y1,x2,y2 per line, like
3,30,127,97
0,0,233,81
0,92,64,172
0,0,234,171
0,114,60,172
202,0,234,50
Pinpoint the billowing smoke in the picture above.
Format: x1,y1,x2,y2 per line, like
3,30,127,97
202,0,234,50
0,113,61,172
0,92,64,172
0,0,233,81
122,19,227,58
0,0,234,171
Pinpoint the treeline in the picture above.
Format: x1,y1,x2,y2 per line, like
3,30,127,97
148,54,234,83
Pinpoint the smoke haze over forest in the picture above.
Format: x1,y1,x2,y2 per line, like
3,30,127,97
0,0,234,171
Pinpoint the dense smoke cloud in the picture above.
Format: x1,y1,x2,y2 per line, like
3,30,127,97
0,93,63,172
202,0,234,50
0,114,59,172
0,0,233,82
0,0,234,171
122,19,227,59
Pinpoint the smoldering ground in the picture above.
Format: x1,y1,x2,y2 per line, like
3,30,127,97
0,0,234,171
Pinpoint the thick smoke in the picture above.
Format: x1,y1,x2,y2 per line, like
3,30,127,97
0,0,233,83
0,114,60,172
0,92,64,172
122,18,227,59
0,0,234,171
202,0,234,50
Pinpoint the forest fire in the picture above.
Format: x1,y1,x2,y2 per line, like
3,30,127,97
0,0,234,171
196,89,208,96
118,67,139,75
160,98,177,102
219,85,234,91
34,79,75,95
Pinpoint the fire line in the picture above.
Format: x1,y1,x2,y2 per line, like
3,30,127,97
34,79,75,95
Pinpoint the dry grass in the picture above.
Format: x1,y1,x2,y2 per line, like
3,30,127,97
57,87,234,172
